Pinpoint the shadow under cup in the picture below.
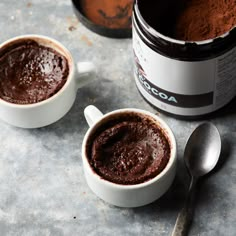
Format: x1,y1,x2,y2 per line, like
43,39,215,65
82,108,177,207
0,35,76,128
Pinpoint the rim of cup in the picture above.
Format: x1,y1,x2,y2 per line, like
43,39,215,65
82,108,177,190
0,34,74,109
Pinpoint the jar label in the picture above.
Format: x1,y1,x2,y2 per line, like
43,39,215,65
135,59,214,108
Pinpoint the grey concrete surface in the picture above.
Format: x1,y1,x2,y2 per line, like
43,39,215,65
0,1,235,235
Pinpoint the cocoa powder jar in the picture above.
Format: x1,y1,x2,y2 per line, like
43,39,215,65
133,0,236,118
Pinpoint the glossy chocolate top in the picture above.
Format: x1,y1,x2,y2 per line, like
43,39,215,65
88,113,170,185
0,40,69,104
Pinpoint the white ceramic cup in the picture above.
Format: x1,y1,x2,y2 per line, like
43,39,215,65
82,105,177,207
0,35,95,128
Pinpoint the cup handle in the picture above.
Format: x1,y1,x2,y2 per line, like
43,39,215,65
75,62,96,89
84,105,104,127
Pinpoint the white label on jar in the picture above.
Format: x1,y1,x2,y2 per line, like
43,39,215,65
133,26,236,116
215,49,236,109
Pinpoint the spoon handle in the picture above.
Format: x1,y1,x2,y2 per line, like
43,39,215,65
171,177,197,236
170,204,193,236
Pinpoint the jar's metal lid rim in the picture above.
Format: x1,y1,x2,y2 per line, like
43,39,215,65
134,1,234,45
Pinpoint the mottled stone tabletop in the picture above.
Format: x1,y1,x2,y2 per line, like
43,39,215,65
0,1,236,235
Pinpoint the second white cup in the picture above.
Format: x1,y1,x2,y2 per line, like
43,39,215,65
0,34,95,128
82,105,177,207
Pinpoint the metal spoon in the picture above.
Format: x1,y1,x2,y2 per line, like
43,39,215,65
171,122,221,236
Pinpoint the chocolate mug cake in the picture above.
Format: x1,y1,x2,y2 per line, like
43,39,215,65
86,112,171,185
83,106,177,207
0,40,69,105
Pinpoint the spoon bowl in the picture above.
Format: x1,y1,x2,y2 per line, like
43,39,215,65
184,122,221,178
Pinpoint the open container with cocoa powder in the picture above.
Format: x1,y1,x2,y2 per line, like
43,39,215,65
133,0,236,118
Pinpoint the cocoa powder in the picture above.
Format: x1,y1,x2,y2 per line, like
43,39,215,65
81,0,133,29
174,0,236,41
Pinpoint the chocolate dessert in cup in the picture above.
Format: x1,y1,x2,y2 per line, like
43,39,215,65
0,35,95,128
82,105,177,207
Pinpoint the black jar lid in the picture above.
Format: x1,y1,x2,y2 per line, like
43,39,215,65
71,0,132,38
